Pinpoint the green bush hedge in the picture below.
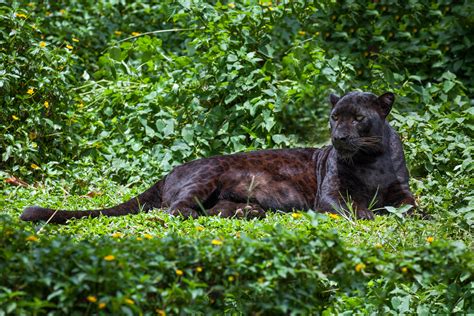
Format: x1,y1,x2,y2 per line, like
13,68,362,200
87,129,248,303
0,215,472,314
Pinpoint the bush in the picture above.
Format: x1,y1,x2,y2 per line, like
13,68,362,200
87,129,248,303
389,72,473,225
0,215,472,314
0,5,81,178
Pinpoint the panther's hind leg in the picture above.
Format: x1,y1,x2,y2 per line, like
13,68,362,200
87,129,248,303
163,179,220,219
208,200,266,219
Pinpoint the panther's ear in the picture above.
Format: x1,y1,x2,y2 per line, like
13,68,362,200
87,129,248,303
377,92,395,118
329,94,340,108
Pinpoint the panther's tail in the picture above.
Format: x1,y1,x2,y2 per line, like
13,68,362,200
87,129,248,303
20,181,163,224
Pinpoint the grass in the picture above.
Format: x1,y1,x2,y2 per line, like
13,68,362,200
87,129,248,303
2,180,470,249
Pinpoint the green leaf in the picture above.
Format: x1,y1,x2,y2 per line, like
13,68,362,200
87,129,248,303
271,134,287,144
163,120,175,137
109,46,122,61
181,125,194,143
443,81,455,93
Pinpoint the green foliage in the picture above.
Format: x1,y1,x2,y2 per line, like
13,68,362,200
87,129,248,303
0,213,472,314
308,1,474,90
390,73,473,225
0,4,81,178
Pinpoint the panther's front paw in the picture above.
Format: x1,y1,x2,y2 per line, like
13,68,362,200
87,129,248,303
234,205,266,219
356,208,374,220
166,208,199,219
243,205,266,219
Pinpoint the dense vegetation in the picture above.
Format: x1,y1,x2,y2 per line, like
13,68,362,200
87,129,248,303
1,0,473,314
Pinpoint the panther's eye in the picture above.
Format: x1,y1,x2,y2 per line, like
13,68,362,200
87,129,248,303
331,114,339,121
355,115,365,122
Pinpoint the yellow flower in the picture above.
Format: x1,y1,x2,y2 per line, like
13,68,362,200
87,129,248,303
426,236,434,243
59,9,66,15
124,298,134,305
136,237,143,241
114,31,122,36
72,38,79,42
111,232,123,238
131,32,141,37
31,163,40,170
144,233,153,239
328,213,340,220
156,309,166,316
39,41,46,48
211,239,223,246
196,226,205,231
12,115,19,120
104,255,115,261
401,267,408,273
235,231,241,238
66,44,73,50
27,88,34,95
291,213,302,219
355,263,366,272
98,302,106,309
228,276,235,282
175,269,184,276
15,13,28,19
26,235,39,242
87,296,97,303
298,31,306,36
196,266,203,273
44,101,49,108
375,243,383,249
228,3,235,8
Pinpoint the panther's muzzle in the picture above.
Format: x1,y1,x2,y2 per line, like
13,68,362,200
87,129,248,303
332,136,358,157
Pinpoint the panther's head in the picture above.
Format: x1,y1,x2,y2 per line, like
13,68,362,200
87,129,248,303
329,91,394,159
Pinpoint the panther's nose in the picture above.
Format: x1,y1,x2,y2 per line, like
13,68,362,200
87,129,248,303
332,135,351,149
333,135,348,143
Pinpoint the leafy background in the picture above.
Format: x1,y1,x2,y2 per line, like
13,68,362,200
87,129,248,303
0,0,473,314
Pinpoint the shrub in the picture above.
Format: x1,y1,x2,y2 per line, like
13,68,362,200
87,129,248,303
0,215,471,314
390,72,473,225
0,5,81,179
